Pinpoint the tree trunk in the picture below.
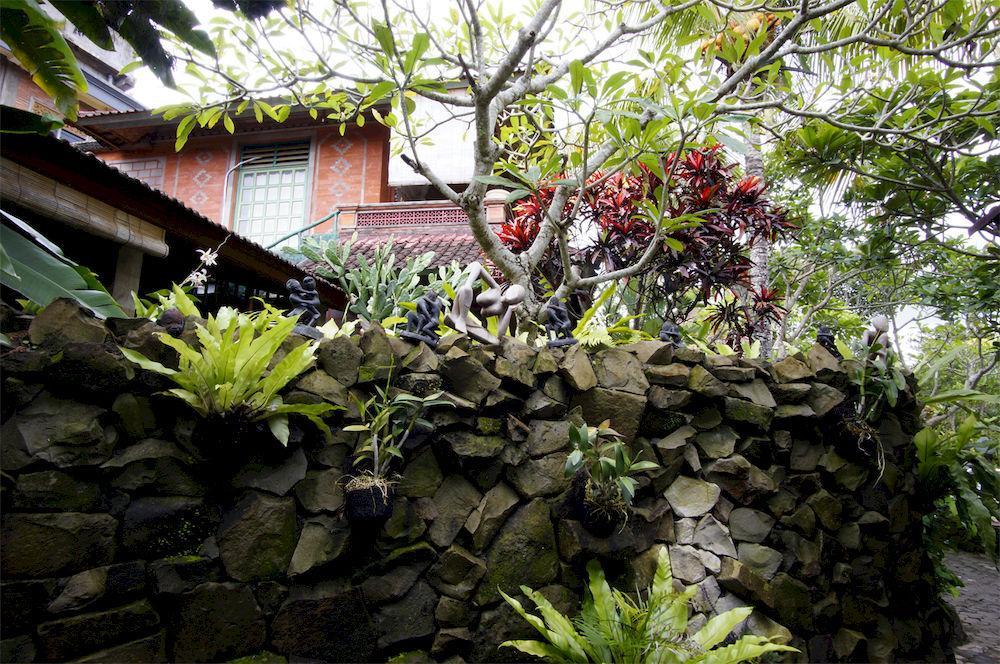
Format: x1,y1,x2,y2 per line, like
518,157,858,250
744,131,773,358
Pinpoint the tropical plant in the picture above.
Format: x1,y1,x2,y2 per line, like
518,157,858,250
909,333,1000,590
132,284,201,320
572,285,654,348
846,342,908,425
564,420,659,528
0,0,283,128
317,317,359,339
1,209,125,319
500,546,797,663
120,305,336,446
915,414,1000,590
344,384,453,492
501,147,793,342
299,233,438,323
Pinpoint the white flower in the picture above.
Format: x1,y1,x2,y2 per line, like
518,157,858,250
186,269,208,287
197,248,219,267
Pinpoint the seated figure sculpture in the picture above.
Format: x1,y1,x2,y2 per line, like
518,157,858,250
401,289,446,347
445,262,525,344
659,319,683,346
543,296,577,347
286,277,323,338
817,324,840,357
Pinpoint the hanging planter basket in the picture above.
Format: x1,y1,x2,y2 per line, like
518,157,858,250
345,477,395,523
570,471,628,538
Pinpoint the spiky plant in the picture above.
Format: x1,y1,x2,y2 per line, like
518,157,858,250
501,547,797,663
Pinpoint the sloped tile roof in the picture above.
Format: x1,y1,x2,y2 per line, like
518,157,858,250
348,232,486,267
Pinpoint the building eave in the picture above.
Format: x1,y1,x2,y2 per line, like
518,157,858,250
0,133,342,305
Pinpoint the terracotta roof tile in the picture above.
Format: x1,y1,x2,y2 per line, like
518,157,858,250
348,232,485,267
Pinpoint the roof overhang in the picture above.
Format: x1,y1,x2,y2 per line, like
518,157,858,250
0,133,342,306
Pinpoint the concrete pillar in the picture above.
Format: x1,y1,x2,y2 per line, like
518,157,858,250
112,245,144,314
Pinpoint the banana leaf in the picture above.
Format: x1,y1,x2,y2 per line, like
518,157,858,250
0,0,86,120
1,210,125,318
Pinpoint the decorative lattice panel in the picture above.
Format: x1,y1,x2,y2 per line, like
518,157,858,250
356,206,467,227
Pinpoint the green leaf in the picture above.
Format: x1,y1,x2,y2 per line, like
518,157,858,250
0,0,87,119
267,413,290,446
1,210,125,318
404,33,430,74
835,338,855,360
372,20,395,57
256,100,280,122
472,174,522,188
924,389,1000,405
49,0,113,49
114,11,175,88
693,606,753,649
175,113,197,151
569,59,584,95
365,80,397,105
140,0,216,57
119,347,177,375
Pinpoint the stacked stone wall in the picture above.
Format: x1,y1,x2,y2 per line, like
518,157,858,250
0,302,957,662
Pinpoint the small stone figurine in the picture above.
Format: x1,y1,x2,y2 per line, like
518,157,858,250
444,262,525,344
287,277,324,338
659,320,683,346
817,324,840,357
861,314,892,362
543,296,577,348
401,289,446,347
156,308,185,337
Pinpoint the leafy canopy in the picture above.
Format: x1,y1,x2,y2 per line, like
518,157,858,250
151,0,996,315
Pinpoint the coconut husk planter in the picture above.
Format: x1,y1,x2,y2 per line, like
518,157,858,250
570,470,629,538
344,474,395,522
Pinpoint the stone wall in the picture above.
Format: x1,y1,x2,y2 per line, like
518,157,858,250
0,301,957,662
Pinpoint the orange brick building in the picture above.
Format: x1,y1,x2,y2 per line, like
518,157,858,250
73,108,505,261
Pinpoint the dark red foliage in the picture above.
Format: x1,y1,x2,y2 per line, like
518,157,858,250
499,145,794,338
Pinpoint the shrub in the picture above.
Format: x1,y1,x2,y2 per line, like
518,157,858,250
120,305,337,446
501,547,797,663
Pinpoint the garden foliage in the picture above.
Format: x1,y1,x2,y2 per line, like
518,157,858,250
501,547,797,663
120,305,336,445
499,146,792,342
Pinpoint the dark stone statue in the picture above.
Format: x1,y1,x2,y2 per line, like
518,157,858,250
817,324,840,357
659,320,683,346
156,308,185,337
401,289,446,347
543,296,577,348
287,277,322,327
286,276,324,339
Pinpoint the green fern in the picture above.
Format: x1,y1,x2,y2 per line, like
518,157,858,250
501,547,798,663
120,305,338,446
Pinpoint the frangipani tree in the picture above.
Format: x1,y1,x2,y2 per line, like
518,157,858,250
157,0,998,320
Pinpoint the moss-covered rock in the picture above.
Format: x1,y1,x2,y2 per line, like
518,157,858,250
217,493,297,582
476,499,557,605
